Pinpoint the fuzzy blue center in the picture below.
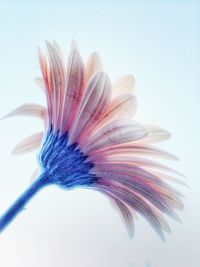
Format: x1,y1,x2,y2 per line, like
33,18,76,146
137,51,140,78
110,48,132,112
39,126,97,189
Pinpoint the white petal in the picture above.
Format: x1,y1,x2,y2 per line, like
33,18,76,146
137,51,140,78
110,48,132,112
34,77,45,92
136,125,171,144
85,52,103,82
112,75,135,98
12,132,43,155
30,167,40,182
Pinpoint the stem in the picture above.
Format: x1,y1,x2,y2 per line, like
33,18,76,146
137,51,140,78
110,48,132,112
0,172,49,233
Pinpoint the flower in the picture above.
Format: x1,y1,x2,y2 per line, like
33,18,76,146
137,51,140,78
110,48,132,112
0,41,184,239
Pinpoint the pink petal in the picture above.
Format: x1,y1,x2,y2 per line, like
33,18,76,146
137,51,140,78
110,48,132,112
94,155,183,177
97,187,134,238
38,48,53,123
93,182,167,240
79,94,137,145
82,120,146,154
91,164,182,215
69,71,111,144
45,41,65,130
88,144,178,162
60,41,85,134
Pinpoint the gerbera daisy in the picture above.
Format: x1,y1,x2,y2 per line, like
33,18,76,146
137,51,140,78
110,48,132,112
0,41,184,240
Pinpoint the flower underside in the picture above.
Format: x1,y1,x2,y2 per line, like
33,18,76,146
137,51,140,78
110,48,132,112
39,126,96,188
0,41,185,240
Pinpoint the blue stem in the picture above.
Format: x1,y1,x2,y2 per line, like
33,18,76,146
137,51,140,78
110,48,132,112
0,172,49,233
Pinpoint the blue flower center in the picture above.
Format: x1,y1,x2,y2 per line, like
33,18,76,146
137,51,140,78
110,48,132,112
39,126,97,189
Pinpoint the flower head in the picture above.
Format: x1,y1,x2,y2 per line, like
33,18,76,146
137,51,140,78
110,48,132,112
1,41,184,239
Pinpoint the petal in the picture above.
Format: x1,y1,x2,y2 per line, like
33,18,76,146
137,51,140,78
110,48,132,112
82,120,146,154
30,167,40,182
60,41,85,134
88,144,178,162
97,187,134,238
96,155,183,177
45,41,65,130
12,132,43,155
79,94,137,144
34,77,45,92
52,40,63,58
150,170,187,186
93,163,167,185
1,103,46,121
92,161,184,212
85,52,103,82
105,94,137,121
112,75,135,98
38,48,53,122
91,165,181,218
93,182,167,240
136,125,171,144
69,71,111,144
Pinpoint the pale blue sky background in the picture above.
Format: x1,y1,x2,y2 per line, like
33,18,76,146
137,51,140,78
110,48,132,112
0,1,199,267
